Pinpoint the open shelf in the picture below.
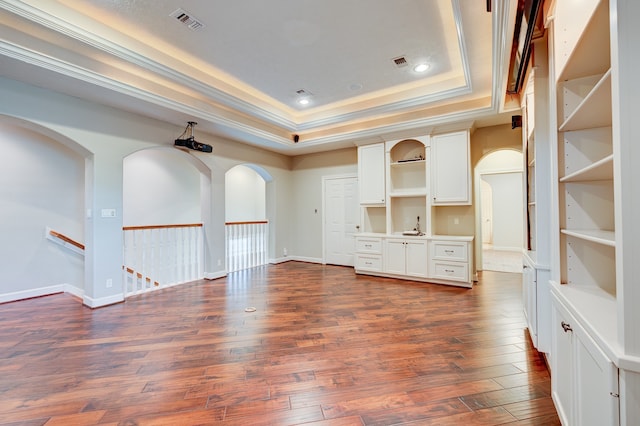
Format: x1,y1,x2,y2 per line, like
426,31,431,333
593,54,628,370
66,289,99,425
559,70,612,132
556,0,610,83
561,229,615,247
560,154,613,182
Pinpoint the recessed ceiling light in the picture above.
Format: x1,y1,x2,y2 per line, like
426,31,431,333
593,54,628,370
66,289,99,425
414,63,430,73
298,98,310,105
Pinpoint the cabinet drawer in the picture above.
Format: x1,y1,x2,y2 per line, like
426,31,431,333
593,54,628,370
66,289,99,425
356,254,382,272
356,237,382,254
431,261,469,282
430,241,468,262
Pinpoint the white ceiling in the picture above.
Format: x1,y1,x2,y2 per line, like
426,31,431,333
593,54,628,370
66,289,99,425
0,0,519,155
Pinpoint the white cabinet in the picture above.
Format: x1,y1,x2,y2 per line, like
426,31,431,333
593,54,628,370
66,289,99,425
431,131,471,205
522,256,538,347
358,143,385,205
384,238,427,278
520,36,552,354
551,294,619,426
354,132,473,287
429,238,472,286
546,0,640,423
354,236,382,272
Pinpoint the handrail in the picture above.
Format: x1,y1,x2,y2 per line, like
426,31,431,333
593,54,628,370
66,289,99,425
225,220,268,225
49,229,85,251
123,223,203,231
123,266,160,287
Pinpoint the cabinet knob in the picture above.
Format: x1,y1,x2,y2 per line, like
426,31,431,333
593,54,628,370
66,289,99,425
561,321,573,333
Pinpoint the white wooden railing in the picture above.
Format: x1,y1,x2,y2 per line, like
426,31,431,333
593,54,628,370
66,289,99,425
123,223,204,296
225,221,268,272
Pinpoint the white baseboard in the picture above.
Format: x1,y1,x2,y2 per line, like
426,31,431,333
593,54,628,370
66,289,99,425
204,271,227,280
0,284,64,304
64,284,84,299
289,256,323,264
82,293,124,308
270,256,323,265
488,245,522,252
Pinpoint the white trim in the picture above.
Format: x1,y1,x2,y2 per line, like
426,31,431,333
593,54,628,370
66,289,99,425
0,284,64,304
63,284,84,299
269,257,290,264
204,271,227,280
82,293,124,308
288,256,323,264
322,174,358,266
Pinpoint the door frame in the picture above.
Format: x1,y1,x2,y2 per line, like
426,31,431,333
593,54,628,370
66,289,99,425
474,168,522,270
321,173,358,266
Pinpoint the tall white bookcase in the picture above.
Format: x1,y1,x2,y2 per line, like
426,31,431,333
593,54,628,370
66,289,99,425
521,34,552,354
547,0,640,424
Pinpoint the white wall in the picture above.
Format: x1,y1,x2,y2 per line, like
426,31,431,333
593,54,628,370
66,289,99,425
123,149,201,226
0,76,294,305
290,149,358,261
0,123,84,297
225,165,266,222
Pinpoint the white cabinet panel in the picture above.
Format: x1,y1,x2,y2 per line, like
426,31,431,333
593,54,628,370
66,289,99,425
551,293,620,426
431,131,471,205
355,237,382,254
405,240,428,277
431,241,468,262
431,261,468,282
384,238,427,278
355,254,382,272
358,143,385,205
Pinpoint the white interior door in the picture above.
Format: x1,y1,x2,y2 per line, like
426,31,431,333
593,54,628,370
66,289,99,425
480,178,493,244
324,176,359,266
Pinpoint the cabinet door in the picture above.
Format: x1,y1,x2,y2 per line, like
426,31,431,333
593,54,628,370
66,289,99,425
431,131,471,205
384,239,406,275
522,261,537,346
551,300,574,426
574,328,619,426
358,143,385,205
405,240,427,277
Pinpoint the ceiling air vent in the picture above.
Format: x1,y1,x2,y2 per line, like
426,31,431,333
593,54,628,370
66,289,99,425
392,56,408,67
170,8,205,31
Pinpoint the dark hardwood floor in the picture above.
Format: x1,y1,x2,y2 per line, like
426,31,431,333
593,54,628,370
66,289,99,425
0,262,559,425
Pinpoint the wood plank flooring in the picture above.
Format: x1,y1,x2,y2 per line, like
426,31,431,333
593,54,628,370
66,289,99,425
0,262,559,425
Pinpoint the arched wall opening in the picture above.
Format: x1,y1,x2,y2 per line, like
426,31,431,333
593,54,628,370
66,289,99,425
225,164,272,272
122,147,212,293
0,115,89,301
474,149,524,273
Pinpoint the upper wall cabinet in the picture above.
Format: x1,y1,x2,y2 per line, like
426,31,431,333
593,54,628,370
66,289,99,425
358,143,385,205
431,130,471,205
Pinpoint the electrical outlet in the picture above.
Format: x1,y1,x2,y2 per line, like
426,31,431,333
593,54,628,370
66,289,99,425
453,217,460,225
217,258,222,266
106,278,113,288
283,248,288,256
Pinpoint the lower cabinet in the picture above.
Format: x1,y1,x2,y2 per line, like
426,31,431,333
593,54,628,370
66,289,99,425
522,256,538,347
551,293,620,426
355,236,383,272
429,239,471,283
354,234,473,286
384,238,427,278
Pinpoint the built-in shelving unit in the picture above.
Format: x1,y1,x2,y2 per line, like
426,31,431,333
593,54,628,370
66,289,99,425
521,35,552,354
554,0,615,328
355,131,473,288
548,0,640,423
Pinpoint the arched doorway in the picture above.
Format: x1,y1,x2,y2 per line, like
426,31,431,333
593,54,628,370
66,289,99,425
0,116,89,302
122,147,211,295
474,149,524,273
225,164,272,272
